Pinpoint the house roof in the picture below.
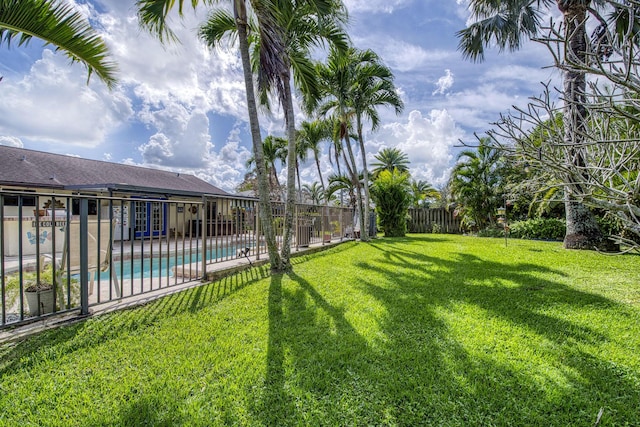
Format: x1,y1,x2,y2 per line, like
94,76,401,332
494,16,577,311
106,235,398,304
0,145,231,198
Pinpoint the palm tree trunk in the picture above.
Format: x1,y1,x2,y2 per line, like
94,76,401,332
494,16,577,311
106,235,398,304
343,134,365,238
234,0,281,267
356,116,370,241
315,154,325,194
560,1,605,250
270,161,280,188
280,72,297,270
334,140,344,205
296,160,302,203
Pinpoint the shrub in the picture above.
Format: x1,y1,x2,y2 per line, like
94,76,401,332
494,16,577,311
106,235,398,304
509,218,565,240
371,170,412,237
478,226,506,238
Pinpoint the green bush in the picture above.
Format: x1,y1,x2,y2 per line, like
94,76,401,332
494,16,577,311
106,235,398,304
509,218,565,240
371,170,412,237
478,226,506,238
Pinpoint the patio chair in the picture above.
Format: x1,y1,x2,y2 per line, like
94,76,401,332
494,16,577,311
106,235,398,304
42,218,120,299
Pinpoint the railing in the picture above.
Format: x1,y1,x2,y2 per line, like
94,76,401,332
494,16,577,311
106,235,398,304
0,190,354,329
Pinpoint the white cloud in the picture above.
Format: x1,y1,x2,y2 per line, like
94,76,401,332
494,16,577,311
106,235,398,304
137,113,251,192
0,50,132,146
0,136,23,147
139,106,213,169
372,109,463,186
343,0,412,13
353,36,454,73
433,69,454,95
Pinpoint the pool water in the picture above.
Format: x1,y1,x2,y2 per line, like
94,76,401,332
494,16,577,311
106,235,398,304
97,246,239,280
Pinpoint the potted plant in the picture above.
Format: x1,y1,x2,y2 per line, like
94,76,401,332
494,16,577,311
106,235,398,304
24,280,55,316
24,264,57,316
4,265,79,319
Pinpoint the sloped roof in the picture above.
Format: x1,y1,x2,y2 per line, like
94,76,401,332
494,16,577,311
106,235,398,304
0,145,230,197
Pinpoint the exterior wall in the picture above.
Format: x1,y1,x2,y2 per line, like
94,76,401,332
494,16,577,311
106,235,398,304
3,215,67,257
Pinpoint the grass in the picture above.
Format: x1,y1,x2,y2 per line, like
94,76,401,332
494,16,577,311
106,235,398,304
0,234,638,426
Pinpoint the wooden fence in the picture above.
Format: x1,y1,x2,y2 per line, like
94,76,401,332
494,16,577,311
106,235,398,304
407,208,461,234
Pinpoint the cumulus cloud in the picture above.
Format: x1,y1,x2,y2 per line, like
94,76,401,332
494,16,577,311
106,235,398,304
0,49,132,146
139,106,213,169
0,136,23,147
372,109,463,186
192,125,252,192
433,69,454,95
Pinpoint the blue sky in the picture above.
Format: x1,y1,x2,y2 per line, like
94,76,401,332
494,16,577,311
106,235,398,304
0,0,561,193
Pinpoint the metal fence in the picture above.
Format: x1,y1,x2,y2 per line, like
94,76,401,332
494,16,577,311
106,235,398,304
407,207,461,234
0,190,354,329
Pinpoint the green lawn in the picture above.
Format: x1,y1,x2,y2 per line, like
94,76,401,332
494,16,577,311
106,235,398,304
0,235,639,426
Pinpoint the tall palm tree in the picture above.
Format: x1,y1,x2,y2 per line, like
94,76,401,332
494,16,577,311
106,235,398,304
200,0,347,268
314,47,402,241
294,131,310,202
371,147,410,176
350,49,404,241
457,0,618,249
315,47,365,238
138,0,283,269
1,0,117,88
250,0,348,265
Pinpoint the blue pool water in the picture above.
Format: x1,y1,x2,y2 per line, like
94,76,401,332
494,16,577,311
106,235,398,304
97,246,239,280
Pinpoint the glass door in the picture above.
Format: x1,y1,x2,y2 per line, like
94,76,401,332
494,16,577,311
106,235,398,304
133,200,167,238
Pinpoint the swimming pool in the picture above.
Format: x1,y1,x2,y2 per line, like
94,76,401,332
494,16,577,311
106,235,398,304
97,246,240,280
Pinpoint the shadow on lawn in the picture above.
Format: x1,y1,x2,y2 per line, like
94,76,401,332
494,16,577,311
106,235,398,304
0,264,271,376
253,238,639,425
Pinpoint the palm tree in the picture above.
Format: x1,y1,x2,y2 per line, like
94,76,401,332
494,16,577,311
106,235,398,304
317,48,400,241
457,0,617,249
315,47,365,240
294,132,310,202
199,0,348,269
302,182,324,205
297,120,332,192
138,0,283,269
447,138,505,230
1,0,117,88
371,147,410,176
246,135,288,198
350,49,404,241
326,173,358,208
410,179,439,208
250,0,348,266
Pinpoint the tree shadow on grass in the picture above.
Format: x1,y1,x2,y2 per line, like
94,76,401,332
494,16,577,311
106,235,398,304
252,238,638,425
255,271,390,425
0,264,270,377
355,238,639,424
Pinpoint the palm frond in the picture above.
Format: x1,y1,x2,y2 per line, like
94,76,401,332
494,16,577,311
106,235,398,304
0,0,117,88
